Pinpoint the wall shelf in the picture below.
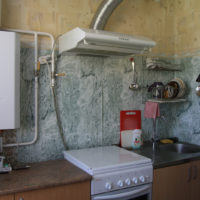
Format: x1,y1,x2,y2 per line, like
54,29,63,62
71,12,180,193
146,66,181,72
147,98,187,104
146,58,181,72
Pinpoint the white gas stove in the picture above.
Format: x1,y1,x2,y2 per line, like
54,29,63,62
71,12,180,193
64,146,153,200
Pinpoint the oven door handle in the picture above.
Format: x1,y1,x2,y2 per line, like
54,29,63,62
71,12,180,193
93,185,151,200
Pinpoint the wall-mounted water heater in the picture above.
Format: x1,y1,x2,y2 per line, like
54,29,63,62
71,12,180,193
0,31,20,129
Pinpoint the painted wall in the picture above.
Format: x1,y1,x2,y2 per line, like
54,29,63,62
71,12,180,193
2,0,200,54
174,0,200,55
1,0,175,55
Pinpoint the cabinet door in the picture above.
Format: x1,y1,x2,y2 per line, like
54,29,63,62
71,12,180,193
0,195,14,200
153,163,190,200
189,160,200,200
15,181,90,200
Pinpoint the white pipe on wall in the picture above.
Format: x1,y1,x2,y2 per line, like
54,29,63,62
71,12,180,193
2,29,55,148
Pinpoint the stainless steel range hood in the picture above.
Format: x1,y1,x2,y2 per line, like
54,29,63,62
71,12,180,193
58,27,156,56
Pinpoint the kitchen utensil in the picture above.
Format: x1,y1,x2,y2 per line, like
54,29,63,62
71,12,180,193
120,110,141,147
120,110,141,131
129,58,139,90
148,82,164,99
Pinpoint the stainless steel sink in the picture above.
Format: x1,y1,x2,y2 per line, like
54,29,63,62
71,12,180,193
159,143,200,154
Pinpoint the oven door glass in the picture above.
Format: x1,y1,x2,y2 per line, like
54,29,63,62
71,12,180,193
92,184,152,200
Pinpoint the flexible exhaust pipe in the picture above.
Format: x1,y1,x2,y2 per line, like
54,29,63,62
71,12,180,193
90,0,123,30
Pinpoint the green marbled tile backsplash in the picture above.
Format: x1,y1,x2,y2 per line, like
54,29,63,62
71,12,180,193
3,48,200,163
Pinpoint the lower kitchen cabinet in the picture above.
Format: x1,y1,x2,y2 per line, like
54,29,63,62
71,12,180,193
15,181,90,200
188,160,200,200
153,162,190,200
153,160,200,200
0,195,14,200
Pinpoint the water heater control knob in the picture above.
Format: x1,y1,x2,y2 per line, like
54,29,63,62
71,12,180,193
125,178,131,186
117,180,124,187
132,177,138,184
139,176,145,183
105,182,112,190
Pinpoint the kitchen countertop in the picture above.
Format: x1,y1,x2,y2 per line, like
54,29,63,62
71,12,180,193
132,142,200,169
1,143,200,196
0,159,91,196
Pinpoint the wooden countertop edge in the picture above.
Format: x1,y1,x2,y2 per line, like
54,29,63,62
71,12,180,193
0,177,91,196
0,159,92,196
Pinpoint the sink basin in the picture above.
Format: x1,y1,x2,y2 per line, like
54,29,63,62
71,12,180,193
159,143,200,154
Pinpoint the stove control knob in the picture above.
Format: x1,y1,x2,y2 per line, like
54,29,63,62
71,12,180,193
105,182,112,190
117,180,124,187
145,176,150,182
132,177,138,184
139,176,145,183
125,178,131,186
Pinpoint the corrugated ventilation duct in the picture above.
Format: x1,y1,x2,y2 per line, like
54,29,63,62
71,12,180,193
90,0,123,30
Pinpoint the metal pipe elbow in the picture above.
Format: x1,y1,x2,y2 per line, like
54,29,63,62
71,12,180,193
90,0,123,30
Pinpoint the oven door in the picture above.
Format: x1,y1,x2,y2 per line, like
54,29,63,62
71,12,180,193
91,184,152,200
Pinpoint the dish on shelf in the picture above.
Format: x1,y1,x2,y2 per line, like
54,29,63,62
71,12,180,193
169,78,186,98
149,78,186,100
164,82,179,99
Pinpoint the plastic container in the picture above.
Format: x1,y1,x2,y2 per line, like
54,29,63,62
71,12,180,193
132,129,142,149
